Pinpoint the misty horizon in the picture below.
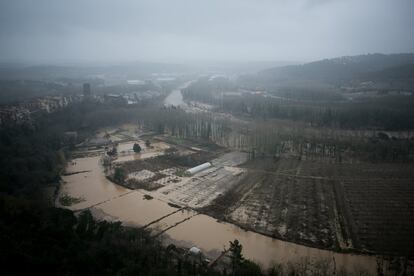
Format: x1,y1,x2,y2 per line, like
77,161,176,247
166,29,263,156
1,0,414,64
1,1,414,275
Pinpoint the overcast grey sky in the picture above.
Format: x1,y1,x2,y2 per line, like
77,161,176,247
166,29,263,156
0,0,413,64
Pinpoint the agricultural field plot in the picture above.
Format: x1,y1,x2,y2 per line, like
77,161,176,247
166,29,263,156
118,141,223,173
114,143,246,206
203,157,414,253
121,164,184,191
157,166,245,208
153,175,182,186
203,158,339,249
156,152,248,208
338,178,414,255
211,152,249,167
228,175,338,248
127,169,155,181
297,161,414,180
298,161,414,254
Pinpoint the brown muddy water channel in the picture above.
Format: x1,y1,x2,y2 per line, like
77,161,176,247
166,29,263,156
58,154,387,274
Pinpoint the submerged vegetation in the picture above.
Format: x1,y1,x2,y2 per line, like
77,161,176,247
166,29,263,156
59,193,85,206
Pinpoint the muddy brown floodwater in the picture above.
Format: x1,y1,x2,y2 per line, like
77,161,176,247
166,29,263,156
58,154,388,274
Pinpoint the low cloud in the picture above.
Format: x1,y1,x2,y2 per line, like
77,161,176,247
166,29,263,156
0,0,413,63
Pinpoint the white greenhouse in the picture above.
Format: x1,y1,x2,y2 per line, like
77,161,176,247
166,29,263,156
184,162,212,176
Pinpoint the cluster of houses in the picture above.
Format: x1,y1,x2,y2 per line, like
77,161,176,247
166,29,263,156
0,106,31,126
0,78,164,126
0,95,81,126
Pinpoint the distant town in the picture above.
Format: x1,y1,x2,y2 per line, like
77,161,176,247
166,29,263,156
0,79,166,126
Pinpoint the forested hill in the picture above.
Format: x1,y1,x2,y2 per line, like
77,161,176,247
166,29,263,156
258,53,414,84
361,63,414,81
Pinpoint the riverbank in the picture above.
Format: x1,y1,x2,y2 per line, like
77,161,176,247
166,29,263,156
57,149,402,275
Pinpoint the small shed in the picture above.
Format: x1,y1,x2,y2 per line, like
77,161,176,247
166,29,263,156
189,247,202,255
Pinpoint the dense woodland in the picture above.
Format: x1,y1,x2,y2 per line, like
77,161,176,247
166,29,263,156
183,77,414,130
179,79,414,162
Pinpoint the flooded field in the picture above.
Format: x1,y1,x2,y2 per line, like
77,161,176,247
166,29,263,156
115,140,170,162
57,148,400,275
58,156,128,210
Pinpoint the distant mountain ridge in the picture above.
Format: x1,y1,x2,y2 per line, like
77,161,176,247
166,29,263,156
259,53,414,83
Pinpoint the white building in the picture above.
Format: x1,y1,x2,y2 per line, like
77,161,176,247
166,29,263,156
184,162,212,176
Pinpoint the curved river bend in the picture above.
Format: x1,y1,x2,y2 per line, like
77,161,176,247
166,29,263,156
57,154,395,275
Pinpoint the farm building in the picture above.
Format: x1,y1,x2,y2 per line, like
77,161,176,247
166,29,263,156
184,162,212,176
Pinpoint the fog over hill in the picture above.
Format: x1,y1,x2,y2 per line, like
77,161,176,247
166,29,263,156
259,53,414,83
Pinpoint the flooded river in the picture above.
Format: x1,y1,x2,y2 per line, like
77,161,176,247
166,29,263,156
164,81,193,107
58,154,389,274
164,88,185,107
